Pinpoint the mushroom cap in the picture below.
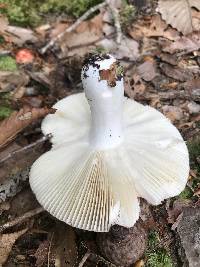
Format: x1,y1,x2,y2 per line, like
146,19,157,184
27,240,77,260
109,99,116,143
30,92,189,232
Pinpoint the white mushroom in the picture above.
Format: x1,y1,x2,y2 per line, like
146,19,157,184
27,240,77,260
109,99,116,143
30,54,189,232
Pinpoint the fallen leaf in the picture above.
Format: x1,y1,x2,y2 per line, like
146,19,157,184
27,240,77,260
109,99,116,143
163,32,200,54
137,59,157,81
6,26,38,45
183,79,200,100
124,74,146,100
99,63,117,87
160,63,193,82
129,15,179,41
166,199,192,224
113,36,139,60
60,14,103,57
0,228,27,265
98,36,139,61
187,101,200,114
158,0,200,35
159,52,178,66
162,105,183,122
0,71,29,93
0,107,54,149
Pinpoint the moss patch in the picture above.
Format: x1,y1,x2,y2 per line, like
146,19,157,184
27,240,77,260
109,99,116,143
120,2,136,30
0,106,13,120
146,249,173,267
178,186,193,200
0,56,17,71
0,0,103,26
145,230,174,267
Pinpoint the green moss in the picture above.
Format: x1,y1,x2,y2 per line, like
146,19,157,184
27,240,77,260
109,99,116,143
178,186,193,200
120,2,136,30
0,106,13,120
0,35,5,44
146,249,173,267
145,231,174,267
93,46,108,54
0,0,103,27
148,230,160,249
40,0,103,17
187,138,200,174
0,56,17,71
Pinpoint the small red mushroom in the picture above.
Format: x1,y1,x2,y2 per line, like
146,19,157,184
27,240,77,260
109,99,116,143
16,49,34,64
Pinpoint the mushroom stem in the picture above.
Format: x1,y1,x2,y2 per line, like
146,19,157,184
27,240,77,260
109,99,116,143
82,55,124,150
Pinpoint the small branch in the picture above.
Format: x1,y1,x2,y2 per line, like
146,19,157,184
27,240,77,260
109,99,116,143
78,252,91,267
106,0,122,44
48,232,54,267
41,1,107,54
0,134,51,164
90,253,116,267
0,206,44,232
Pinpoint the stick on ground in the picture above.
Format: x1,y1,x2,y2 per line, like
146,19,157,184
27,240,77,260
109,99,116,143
106,0,122,44
41,1,107,54
0,134,51,164
0,206,44,233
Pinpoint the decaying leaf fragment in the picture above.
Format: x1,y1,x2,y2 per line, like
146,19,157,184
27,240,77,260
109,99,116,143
163,32,200,54
158,0,200,35
99,62,123,87
0,228,27,265
0,107,54,149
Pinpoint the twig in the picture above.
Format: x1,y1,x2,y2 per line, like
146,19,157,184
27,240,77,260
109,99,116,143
106,0,122,44
0,206,44,232
0,134,51,164
78,252,91,267
40,2,107,54
0,50,11,56
48,232,54,267
90,253,116,267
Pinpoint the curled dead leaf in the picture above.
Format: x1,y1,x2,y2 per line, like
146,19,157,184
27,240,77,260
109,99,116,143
137,60,157,82
163,32,200,54
158,0,200,35
0,107,55,149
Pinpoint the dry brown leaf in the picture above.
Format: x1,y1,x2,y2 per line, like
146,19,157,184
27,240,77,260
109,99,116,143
0,107,54,149
166,199,192,224
137,60,157,81
163,32,200,54
162,105,183,122
6,26,38,45
129,15,180,41
60,14,103,57
0,71,29,93
0,228,27,265
98,36,139,61
158,0,200,35
160,63,193,82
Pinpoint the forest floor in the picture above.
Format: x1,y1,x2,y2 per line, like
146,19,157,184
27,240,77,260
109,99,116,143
0,0,200,266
